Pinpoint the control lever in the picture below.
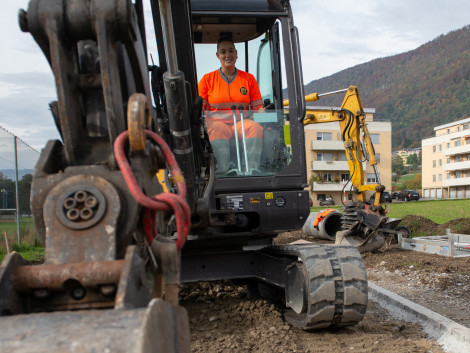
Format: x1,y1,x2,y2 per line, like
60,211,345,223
263,99,275,110
238,105,249,173
230,105,242,172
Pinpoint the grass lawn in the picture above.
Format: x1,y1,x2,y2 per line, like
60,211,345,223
398,173,418,182
0,217,44,263
311,199,470,224
386,199,470,224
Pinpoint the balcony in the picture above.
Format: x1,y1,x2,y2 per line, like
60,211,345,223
312,182,348,192
311,140,344,151
443,177,470,187
312,160,349,171
443,160,470,172
312,160,366,171
444,144,470,156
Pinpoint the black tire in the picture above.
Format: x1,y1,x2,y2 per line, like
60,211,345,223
284,245,368,330
395,225,411,239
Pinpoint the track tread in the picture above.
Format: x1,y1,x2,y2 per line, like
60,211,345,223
271,244,368,330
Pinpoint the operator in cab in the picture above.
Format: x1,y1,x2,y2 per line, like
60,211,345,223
198,37,265,175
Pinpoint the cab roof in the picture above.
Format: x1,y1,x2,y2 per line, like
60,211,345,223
191,0,290,43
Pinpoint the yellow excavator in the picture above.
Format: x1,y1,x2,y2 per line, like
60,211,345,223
290,86,408,252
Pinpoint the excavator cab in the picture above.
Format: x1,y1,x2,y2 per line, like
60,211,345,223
151,0,310,239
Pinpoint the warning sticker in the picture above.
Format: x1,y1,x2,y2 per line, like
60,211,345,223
265,192,273,199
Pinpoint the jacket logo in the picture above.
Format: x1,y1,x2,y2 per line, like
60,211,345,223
240,87,248,95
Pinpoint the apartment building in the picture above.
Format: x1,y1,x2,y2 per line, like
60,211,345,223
304,106,392,206
422,117,470,199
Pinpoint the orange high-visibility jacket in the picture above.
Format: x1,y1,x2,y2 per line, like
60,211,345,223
198,68,263,124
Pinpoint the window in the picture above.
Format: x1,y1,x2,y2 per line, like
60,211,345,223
341,173,350,181
447,129,450,134
433,174,436,182
375,153,381,164
317,194,326,201
317,153,332,161
447,173,450,179
339,152,347,161
370,134,380,144
455,155,461,162
317,132,332,141
322,173,332,182
447,143,450,148
439,144,442,152
447,157,451,163
455,140,461,147
439,174,442,181
366,173,377,183
433,160,436,168
439,159,442,167
433,146,436,153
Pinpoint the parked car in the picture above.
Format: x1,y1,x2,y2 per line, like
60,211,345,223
397,190,420,201
391,192,399,199
369,191,392,203
319,196,335,206
309,198,313,207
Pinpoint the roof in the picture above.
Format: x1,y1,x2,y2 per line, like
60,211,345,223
434,117,470,131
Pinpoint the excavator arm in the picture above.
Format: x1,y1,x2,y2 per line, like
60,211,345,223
296,86,404,252
302,86,385,206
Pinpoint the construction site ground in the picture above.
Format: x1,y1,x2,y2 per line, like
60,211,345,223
181,215,470,353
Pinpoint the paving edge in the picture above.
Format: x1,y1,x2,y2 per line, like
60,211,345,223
368,281,470,353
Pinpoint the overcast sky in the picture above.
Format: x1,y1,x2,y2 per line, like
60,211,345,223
1,0,470,150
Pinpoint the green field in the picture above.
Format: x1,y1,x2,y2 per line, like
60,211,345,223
311,199,470,224
398,173,418,182
0,217,44,263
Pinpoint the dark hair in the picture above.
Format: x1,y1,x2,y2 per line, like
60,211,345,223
217,36,235,51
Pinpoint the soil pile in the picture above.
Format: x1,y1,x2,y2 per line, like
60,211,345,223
401,214,470,236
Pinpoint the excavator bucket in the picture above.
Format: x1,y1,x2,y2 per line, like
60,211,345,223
0,251,190,353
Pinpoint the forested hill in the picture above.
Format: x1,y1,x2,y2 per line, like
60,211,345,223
304,25,470,149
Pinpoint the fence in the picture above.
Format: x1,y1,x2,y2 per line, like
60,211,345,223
0,126,40,243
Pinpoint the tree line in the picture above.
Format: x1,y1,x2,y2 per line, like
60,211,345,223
0,173,33,215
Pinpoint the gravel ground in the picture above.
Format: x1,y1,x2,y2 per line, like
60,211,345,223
181,281,445,353
363,246,470,328
179,225,470,353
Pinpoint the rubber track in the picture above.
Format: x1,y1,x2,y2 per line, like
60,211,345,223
270,244,368,330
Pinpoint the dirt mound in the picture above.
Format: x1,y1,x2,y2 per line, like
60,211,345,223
400,215,470,237
400,215,438,236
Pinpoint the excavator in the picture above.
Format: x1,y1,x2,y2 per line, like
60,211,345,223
0,0,393,351
296,86,407,253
